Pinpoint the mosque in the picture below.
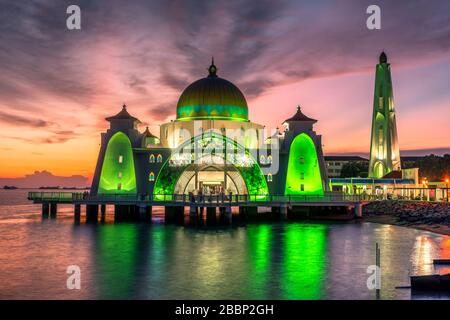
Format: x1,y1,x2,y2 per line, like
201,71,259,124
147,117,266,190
90,53,418,202
90,59,328,200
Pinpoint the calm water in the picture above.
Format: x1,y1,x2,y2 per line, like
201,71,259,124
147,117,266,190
0,189,449,300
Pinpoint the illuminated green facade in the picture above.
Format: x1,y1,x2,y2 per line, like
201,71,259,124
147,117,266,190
153,132,268,200
285,133,324,196
368,52,401,178
98,131,137,194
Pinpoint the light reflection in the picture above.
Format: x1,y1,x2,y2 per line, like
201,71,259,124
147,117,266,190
411,235,433,275
281,224,327,299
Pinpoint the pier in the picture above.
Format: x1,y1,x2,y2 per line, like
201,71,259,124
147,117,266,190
28,191,373,224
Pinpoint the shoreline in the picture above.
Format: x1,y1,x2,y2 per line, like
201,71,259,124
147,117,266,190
363,214,450,236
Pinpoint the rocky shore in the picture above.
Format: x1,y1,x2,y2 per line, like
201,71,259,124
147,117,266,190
363,200,450,236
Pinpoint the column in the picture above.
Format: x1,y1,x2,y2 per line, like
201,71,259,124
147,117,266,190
74,204,81,223
50,203,57,219
42,203,49,218
86,204,99,223
206,207,217,225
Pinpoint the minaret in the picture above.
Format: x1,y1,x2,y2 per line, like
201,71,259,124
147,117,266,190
368,52,401,178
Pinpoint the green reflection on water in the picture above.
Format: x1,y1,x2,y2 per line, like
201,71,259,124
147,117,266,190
247,224,272,299
282,224,327,299
96,224,138,299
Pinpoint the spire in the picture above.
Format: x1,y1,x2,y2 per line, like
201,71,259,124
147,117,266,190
208,56,218,77
379,51,387,64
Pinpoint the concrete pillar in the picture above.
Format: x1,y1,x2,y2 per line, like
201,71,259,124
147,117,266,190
189,205,198,225
74,204,81,223
279,205,288,220
246,206,258,219
42,203,49,217
238,206,246,223
138,205,152,222
165,206,174,224
50,203,57,219
86,204,99,223
219,206,232,225
206,207,217,225
100,204,106,222
354,203,363,218
174,206,185,225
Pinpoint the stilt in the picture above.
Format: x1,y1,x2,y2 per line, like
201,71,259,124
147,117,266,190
246,206,258,220
206,207,217,225
174,206,185,225
138,205,151,222
86,204,99,223
100,204,106,221
238,206,246,223
189,205,198,225
219,206,232,225
279,205,288,220
354,203,363,218
165,206,174,224
74,204,81,223
42,203,49,218
50,203,57,219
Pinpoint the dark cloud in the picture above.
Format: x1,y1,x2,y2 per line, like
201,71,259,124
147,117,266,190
147,103,176,121
0,110,50,127
0,0,449,122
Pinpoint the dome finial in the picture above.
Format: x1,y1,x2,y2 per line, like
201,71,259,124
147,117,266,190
208,56,218,77
297,105,301,112
379,51,387,64
122,103,127,110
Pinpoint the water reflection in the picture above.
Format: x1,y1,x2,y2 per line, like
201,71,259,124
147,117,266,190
281,224,327,299
1,213,450,299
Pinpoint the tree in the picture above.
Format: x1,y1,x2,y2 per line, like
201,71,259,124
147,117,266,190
340,162,369,178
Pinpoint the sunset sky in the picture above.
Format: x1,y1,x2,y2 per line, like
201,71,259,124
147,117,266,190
0,0,449,181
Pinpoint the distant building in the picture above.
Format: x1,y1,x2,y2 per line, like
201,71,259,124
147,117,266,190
368,52,401,178
324,156,368,178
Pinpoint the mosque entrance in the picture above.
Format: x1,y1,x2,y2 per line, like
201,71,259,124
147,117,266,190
174,164,248,196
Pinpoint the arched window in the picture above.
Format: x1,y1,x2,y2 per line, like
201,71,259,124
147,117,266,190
267,173,273,182
260,155,266,164
157,154,163,163
267,155,273,164
149,172,155,182
149,154,155,163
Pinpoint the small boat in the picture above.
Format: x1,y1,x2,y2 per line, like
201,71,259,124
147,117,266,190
411,273,450,291
433,259,450,265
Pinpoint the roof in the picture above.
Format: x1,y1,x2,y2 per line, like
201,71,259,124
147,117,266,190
284,106,317,123
106,104,139,122
176,60,248,121
324,155,368,162
330,178,415,185
382,170,402,179
143,126,158,139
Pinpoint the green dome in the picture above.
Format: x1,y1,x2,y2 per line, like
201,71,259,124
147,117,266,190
176,61,248,121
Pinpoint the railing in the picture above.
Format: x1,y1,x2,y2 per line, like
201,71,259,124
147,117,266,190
28,192,84,202
29,191,379,204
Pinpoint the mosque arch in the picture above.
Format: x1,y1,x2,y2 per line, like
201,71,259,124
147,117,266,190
99,131,136,194
285,133,323,196
153,131,268,200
